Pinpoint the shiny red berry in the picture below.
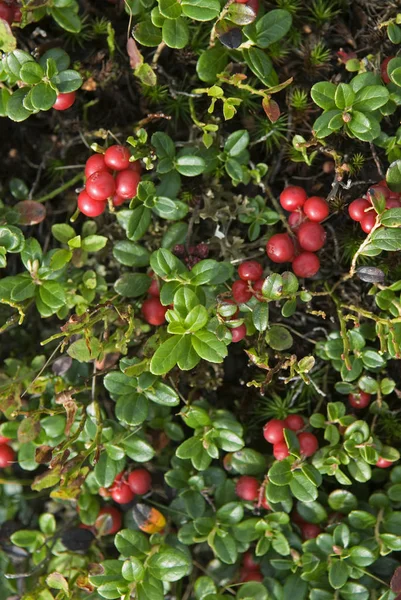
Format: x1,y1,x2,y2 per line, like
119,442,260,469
280,186,307,212
367,185,390,202
53,92,76,111
252,278,264,294
235,476,260,501
241,570,263,583
247,0,259,13
85,154,108,179
348,198,370,222
111,481,135,504
381,57,394,85
242,552,259,570
298,432,319,457
142,297,167,326
284,414,304,432
273,441,290,461
77,190,106,217
231,324,247,343
300,523,321,540
263,419,285,444
386,198,401,209
238,260,263,282
303,197,329,222
128,469,152,495
288,209,305,229
115,169,140,199
232,279,252,303
266,233,295,263
0,4,13,24
104,145,131,171
297,221,326,252
348,391,371,409
95,507,122,535
0,443,14,468
292,252,320,278
376,457,393,468
86,171,116,202
148,278,160,297
360,212,376,234
112,194,126,207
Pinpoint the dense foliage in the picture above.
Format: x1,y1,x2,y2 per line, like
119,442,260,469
2,1,401,599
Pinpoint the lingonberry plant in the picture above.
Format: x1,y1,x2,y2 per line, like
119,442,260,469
1,2,401,600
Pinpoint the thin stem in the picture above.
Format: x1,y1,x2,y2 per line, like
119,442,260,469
34,173,83,204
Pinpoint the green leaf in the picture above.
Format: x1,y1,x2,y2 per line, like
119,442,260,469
371,227,401,251
67,337,101,362
249,9,292,48
212,531,238,564
39,48,70,71
387,159,401,192
148,547,190,581
196,46,228,83
0,19,17,53
328,560,348,589
134,19,163,46
51,223,75,243
115,529,150,558
162,17,189,49
230,449,267,475
224,130,250,157
116,394,149,426
175,155,206,176
253,302,269,332
19,62,44,85
340,583,369,600
159,0,182,19
266,325,293,351
151,248,187,279
94,453,121,488
334,83,355,110
150,335,185,375
50,7,82,33
225,158,243,181
243,48,273,86
30,82,57,111
127,206,152,241
190,259,222,284
145,381,180,406
184,305,209,332
347,111,380,142
192,330,228,363
39,281,66,310
113,240,150,266
81,234,107,252
114,273,151,297
181,0,221,21
313,109,342,138
353,85,389,111
123,435,155,462
122,557,145,582
289,470,318,502
348,546,375,567
380,207,401,227
268,458,293,486
262,273,283,300
11,279,36,302
7,88,33,122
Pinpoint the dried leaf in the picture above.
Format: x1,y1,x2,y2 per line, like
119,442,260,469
262,97,280,122
127,37,143,69
15,201,46,226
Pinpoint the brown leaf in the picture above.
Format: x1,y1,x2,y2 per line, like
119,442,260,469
35,445,53,464
391,567,401,592
127,37,143,69
55,391,77,436
18,417,40,443
15,201,46,226
0,391,21,419
262,98,280,123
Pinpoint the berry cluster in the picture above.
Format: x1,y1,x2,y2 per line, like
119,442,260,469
78,145,142,217
267,186,330,278
0,0,21,24
142,272,167,326
173,243,209,268
100,468,152,505
263,415,319,461
0,435,14,469
348,181,401,234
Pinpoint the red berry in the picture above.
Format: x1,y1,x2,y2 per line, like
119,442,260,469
261,496,271,510
235,0,248,3
238,260,263,282
142,297,167,326
128,469,152,495
104,145,131,171
232,279,252,303
273,441,290,461
86,171,116,202
85,154,108,179
112,194,126,207
12,7,22,22
266,233,295,263
115,169,140,199
252,278,264,294
241,570,263,583
111,481,135,504
263,419,285,444
284,414,304,432
386,198,401,209
77,190,106,217
148,278,160,297
349,391,371,409
288,209,305,229
367,185,390,202
348,198,370,222
0,4,13,23
53,92,76,111
128,160,142,175
292,252,320,278
300,523,321,540
0,436,10,444
247,0,259,13
0,443,14,468
297,221,326,252
298,432,319,457
242,552,259,570
280,186,307,212
381,57,394,85
235,476,260,501
95,507,122,535
231,324,247,343
303,197,329,222
360,212,376,234
376,457,393,468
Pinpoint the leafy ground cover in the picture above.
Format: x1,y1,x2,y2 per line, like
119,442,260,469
1,1,401,599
